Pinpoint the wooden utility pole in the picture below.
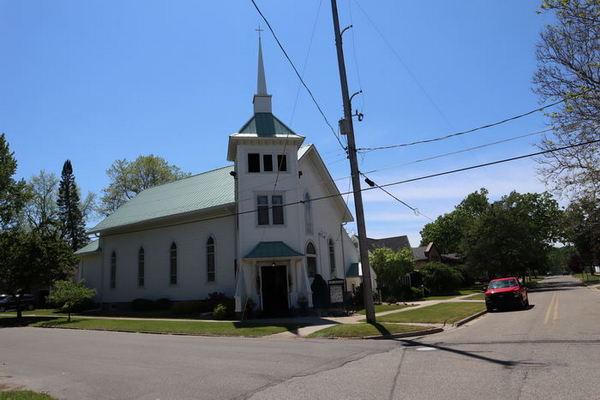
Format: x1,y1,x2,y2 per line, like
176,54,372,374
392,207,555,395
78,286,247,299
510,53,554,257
330,0,376,324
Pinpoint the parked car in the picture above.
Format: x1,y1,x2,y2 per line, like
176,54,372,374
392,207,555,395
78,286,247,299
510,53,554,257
485,277,529,311
0,294,35,312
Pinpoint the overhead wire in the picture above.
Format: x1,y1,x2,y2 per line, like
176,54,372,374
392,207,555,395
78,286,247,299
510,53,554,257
358,90,591,151
250,0,347,152
360,172,433,221
100,138,600,237
334,127,553,181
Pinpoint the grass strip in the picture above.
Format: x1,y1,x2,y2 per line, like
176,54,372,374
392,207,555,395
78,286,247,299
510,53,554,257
356,304,412,315
376,302,485,324
0,391,58,400
573,273,600,285
307,323,431,338
463,293,485,300
1,317,304,337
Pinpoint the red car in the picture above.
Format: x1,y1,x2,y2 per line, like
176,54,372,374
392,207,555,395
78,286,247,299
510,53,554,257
485,277,529,311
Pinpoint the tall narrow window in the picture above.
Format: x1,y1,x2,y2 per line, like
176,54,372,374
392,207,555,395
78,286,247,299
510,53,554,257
257,195,269,225
110,251,117,289
272,195,284,225
170,243,177,285
138,247,145,288
306,242,317,278
207,237,215,282
328,239,336,276
277,154,287,171
263,154,273,172
304,192,313,234
248,153,260,173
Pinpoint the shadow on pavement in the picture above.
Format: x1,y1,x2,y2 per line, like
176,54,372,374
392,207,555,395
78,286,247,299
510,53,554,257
0,316,59,328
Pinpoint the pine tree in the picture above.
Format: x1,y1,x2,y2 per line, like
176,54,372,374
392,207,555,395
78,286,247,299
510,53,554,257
0,134,30,231
57,160,88,251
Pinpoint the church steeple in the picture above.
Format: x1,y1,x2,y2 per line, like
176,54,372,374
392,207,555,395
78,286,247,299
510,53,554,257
253,34,272,114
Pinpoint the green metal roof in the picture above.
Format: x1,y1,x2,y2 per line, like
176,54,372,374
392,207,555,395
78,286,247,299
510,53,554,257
75,239,100,255
244,241,304,259
347,263,360,277
239,113,300,137
89,166,235,233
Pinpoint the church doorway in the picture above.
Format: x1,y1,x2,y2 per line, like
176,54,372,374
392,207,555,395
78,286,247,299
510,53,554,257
260,265,289,316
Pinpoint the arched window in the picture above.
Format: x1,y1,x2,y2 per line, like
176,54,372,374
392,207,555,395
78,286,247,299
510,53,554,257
306,242,317,278
328,239,336,277
207,237,215,282
169,243,177,285
110,251,117,289
304,192,313,234
138,247,145,287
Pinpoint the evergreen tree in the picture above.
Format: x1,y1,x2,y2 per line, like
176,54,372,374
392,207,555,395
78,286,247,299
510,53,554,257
57,160,88,251
0,134,30,231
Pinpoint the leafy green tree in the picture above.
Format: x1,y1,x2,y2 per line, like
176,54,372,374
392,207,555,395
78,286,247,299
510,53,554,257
534,0,600,198
563,196,600,270
463,191,562,279
24,170,59,233
370,247,414,300
420,188,490,253
419,262,463,295
101,155,190,215
48,280,96,321
0,134,30,231
0,230,74,318
57,160,88,251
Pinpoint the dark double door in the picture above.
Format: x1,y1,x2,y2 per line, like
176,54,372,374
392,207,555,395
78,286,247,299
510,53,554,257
261,265,289,316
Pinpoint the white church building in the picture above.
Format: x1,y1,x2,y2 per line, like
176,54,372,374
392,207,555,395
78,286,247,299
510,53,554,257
76,39,369,315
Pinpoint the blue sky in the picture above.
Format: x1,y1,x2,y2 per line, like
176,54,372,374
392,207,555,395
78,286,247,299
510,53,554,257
1,1,556,246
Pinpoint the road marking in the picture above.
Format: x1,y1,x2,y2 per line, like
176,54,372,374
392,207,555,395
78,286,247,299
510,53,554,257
553,294,559,325
544,293,556,325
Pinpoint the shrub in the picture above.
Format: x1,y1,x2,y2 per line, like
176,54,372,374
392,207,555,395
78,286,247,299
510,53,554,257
155,298,172,310
419,262,464,295
132,298,155,312
213,299,235,320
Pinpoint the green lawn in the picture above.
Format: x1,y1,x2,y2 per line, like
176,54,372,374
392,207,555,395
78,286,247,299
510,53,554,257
307,323,431,338
29,317,304,337
356,304,412,315
422,294,459,301
463,293,485,300
376,302,486,324
573,273,600,285
0,391,58,400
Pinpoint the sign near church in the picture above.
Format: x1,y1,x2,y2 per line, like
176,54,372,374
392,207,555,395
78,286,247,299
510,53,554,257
328,278,345,307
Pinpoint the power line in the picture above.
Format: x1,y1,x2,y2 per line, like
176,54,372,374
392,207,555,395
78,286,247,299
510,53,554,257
351,0,454,129
357,91,590,151
250,0,347,151
100,138,600,237
345,128,553,179
361,172,433,221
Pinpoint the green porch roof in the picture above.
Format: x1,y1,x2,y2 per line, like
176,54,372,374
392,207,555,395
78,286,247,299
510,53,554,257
239,113,300,137
89,166,235,233
244,241,304,259
75,239,100,255
347,263,360,277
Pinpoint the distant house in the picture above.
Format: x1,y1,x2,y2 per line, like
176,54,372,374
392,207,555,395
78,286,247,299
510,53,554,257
411,242,442,265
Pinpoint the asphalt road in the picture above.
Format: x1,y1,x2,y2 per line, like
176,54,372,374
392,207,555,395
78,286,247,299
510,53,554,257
1,275,599,400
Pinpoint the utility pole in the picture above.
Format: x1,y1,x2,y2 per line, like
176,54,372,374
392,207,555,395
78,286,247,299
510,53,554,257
330,0,376,324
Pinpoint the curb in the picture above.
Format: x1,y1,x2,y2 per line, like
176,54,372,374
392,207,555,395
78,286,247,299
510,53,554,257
363,327,443,340
453,310,487,327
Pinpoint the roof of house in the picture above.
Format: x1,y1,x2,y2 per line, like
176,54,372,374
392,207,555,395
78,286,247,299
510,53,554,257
411,246,428,261
244,241,304,259
74,239,100,255
366,235,411,252
89,166,235,234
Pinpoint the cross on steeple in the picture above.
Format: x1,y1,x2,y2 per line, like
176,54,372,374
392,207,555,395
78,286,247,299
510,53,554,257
253,27,272,113
255,25,264,39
